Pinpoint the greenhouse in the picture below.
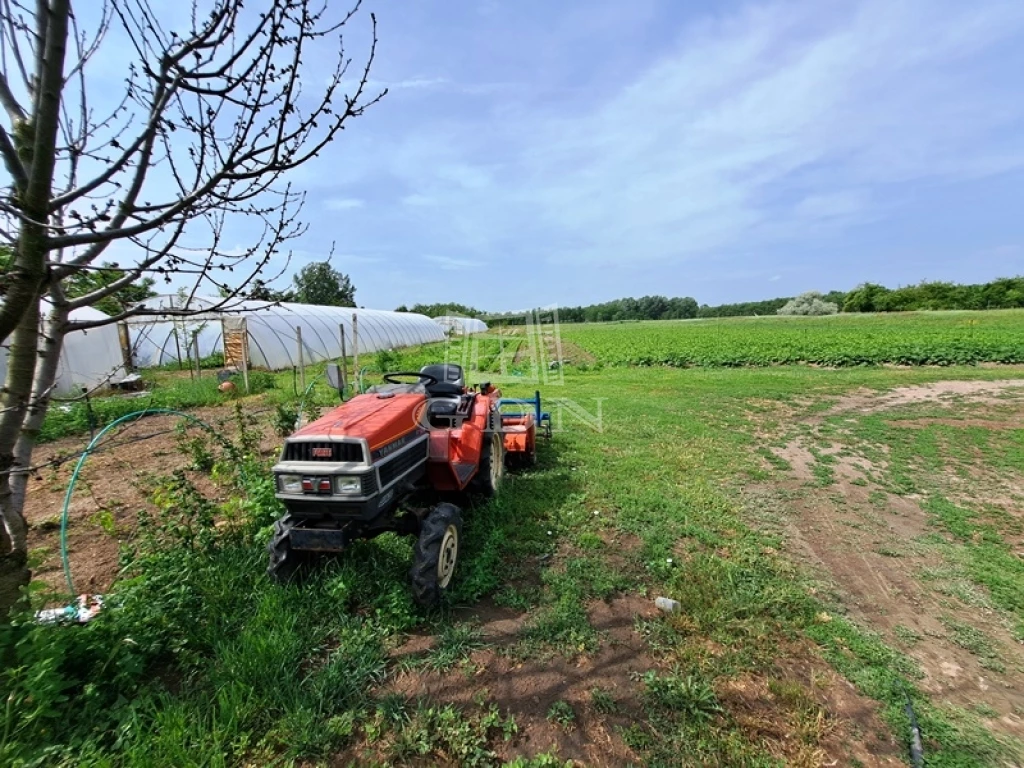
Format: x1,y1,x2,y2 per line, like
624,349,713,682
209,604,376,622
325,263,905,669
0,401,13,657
124,297,446,370
0,305,127,396
434,315,488,335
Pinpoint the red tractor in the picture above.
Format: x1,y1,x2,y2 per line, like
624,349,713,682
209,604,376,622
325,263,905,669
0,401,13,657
268,363,549,605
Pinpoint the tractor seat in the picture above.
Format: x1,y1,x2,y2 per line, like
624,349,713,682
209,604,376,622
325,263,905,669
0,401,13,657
420,363,465,398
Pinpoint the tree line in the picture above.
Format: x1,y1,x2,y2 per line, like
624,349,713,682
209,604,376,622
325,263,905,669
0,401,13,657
411,277,1023,325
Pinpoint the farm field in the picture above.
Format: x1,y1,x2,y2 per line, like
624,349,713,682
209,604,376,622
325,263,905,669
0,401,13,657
558,310,1024,367
4,320,1024,766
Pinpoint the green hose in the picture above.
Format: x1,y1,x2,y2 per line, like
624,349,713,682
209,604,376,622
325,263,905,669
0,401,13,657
59,408,220,595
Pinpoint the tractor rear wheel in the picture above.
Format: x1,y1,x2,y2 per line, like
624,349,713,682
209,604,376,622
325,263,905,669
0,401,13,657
470,428,504,497
267,517,308,584
410,503,463,607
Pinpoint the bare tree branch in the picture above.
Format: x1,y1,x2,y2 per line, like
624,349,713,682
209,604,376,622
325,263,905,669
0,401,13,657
0,71,26,122
0,0,384,611
0,123,26,186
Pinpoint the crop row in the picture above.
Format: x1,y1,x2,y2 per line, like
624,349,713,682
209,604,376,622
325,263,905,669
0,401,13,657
559,311,1024,368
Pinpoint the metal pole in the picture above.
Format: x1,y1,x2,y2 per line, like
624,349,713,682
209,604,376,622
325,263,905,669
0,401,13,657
240,319,251,394
296,325,305,393
352,313,359,391
339,323,348,392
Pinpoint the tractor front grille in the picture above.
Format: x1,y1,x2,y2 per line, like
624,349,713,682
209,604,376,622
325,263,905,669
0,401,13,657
283,441,364,463
360,473,378,495
378,442,427,489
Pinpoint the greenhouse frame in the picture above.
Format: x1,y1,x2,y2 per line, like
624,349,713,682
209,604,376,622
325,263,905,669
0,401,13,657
124,297,446,370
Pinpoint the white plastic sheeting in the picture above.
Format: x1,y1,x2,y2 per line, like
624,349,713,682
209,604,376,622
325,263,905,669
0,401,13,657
124,296,446,370
126,317,221,368
435,315,488,335
0,305,126,395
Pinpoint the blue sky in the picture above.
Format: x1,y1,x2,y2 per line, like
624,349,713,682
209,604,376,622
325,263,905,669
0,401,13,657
98,1,1024,310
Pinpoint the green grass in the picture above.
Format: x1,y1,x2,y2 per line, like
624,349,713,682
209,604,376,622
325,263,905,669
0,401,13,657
560,309,1024,367
7,360,1024,765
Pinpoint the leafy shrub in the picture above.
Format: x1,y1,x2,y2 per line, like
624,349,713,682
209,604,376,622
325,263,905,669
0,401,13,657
198,351,225,369
375,348,403,373
232,369,275,393
0,424,402,766
273,403,299,437
641,670,723,722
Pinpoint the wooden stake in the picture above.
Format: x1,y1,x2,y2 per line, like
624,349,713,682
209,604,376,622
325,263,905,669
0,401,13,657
352,313,359,392
240,318,251,394
297,325,306,393
339,323,348,393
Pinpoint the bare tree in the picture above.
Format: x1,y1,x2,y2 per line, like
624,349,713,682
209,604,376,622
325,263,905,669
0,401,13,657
0,0,384,614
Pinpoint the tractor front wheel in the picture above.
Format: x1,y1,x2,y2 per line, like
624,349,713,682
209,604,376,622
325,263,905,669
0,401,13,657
410,503,463,607
267,517,308,584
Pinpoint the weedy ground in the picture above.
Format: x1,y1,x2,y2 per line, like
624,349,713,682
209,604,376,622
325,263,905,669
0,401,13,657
5,350,1024,766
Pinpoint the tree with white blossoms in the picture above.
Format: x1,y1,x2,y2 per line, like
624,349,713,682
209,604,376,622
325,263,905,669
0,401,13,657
777,291,839,316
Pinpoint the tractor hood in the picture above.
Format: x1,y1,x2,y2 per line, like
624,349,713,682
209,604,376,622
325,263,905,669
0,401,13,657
291,392,426,452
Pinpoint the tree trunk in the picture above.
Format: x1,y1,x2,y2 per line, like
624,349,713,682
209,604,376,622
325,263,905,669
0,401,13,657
12,304,67,532
0,0,71,617
0,302,41,616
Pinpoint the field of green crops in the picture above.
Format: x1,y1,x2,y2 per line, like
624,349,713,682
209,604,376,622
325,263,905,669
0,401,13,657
559,310,1024,367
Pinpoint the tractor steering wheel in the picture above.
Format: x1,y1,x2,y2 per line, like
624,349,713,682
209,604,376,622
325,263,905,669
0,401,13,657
382,371,439,387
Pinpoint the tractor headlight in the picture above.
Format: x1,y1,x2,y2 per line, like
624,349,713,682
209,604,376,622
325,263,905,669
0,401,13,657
278,474,303,494
334,475,362,495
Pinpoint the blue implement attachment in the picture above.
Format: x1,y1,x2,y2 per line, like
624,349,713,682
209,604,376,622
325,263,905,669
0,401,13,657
498,390,552,438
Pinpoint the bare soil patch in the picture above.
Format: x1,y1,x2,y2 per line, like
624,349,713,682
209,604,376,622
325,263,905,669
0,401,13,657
555,340,597,366
383,596,656,766
761,379,1024,740
24,404,280,595
822,379,1024,419
377,594,904,767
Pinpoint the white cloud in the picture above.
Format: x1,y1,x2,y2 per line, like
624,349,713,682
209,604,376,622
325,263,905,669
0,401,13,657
324,197,365,211
365,76,448,92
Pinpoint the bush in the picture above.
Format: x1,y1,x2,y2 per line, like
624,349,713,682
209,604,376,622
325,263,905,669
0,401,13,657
375,348,403,373
777,291,839,316
231,370,275,393
198,351,225,369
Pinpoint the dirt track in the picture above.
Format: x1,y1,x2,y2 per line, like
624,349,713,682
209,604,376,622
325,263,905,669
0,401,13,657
765,379,1024,739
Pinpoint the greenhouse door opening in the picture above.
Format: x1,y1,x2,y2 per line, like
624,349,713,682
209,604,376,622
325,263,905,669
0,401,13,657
222,317,250,370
